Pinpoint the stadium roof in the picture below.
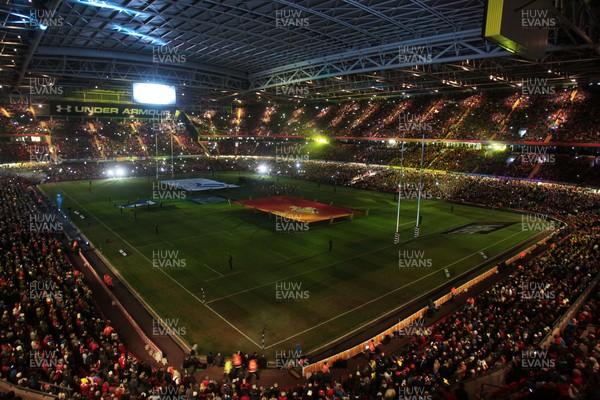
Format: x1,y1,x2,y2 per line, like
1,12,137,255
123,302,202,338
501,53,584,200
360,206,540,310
1,0,599,105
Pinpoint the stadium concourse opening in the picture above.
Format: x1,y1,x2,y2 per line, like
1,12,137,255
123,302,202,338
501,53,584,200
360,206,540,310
236,195,361,223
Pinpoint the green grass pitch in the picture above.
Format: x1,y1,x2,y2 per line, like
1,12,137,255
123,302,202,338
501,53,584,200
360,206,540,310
41,172,542,356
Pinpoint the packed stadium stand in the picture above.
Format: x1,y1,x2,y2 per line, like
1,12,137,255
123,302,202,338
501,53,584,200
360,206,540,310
0,158,599,399
2,0,600,399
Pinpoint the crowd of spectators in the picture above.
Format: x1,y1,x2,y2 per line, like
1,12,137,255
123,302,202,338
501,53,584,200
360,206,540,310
238,177,301,197
502,271,600,399
0,105,40,136
552,89,600,143
91,121,148,159
50,121,100,161
180,88,599,143
0,152,599,399
0,142,32,164
1,87,599,167
0,174,279,399
4,134,599,187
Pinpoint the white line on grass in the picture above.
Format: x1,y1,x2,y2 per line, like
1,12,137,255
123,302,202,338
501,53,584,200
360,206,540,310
264,230,524,349
203,263,224,277
59,189,262,349
205,220,416,304
203,270,242,283
206,244,396,304
266,248,291,259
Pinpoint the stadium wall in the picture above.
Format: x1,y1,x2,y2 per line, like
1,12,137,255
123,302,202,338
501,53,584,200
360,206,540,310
78,251,165,362
52,197,182,363
0,378,60,399
82,244,192,356
48,200,169,363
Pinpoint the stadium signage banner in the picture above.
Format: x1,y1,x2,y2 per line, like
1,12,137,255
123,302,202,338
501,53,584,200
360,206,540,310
48,101,173,118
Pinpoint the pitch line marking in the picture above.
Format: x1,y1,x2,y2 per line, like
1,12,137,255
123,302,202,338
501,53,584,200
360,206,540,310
205,220,416,304
266,248,290,259
203,270,242,283
58,189,262,349
265,230,524,349
206,244,395,304
203,263,224,277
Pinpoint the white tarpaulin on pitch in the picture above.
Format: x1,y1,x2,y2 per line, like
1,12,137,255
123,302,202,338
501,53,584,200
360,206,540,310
160,178,238,192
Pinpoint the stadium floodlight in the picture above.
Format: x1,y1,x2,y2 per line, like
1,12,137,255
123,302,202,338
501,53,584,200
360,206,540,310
115,167,125,177
314,136,329,144
257,164,269,174
489,143,507,152
132,83,176,105
106,169,114,177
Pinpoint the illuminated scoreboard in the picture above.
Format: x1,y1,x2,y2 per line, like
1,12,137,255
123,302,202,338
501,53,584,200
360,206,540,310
132,83,177,105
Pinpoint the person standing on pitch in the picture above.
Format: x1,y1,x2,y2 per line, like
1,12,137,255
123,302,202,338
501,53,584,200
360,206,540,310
228,255,233,270
328,239,333,252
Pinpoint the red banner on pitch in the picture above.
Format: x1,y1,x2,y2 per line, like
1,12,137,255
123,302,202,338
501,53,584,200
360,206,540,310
236,196,361,223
